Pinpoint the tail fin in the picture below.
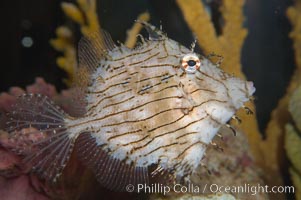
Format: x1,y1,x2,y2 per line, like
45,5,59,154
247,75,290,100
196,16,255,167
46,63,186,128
5,93,76,182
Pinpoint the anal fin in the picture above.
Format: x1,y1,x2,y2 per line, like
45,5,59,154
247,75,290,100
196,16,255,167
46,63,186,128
76,133,149,192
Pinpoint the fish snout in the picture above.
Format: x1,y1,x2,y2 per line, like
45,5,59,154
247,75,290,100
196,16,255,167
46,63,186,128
246,81,256,97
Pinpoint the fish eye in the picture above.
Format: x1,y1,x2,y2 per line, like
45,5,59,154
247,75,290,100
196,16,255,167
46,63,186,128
181,54,201,73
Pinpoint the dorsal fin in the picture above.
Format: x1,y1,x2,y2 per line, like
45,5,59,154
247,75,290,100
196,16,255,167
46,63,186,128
136,20,166,41
78,30,116,73
67,30,116,117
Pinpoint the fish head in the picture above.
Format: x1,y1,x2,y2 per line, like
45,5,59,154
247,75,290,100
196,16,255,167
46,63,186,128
177,52,255,123
150,32,256,126
139,22,255,114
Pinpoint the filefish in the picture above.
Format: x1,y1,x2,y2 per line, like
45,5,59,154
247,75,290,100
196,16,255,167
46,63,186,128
5,22,255,191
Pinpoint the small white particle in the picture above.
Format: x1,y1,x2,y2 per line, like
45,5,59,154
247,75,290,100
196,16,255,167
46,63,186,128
21,36,34,48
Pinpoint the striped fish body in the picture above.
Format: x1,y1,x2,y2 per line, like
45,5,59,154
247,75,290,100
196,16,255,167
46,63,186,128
6,22,255,191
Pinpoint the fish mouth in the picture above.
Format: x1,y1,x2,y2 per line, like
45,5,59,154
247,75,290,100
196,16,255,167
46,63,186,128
246,81,256,97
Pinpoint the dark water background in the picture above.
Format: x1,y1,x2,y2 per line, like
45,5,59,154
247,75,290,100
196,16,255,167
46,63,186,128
0,0,296,134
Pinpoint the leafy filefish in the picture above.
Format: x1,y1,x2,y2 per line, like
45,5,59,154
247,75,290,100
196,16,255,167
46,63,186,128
6,22,255,191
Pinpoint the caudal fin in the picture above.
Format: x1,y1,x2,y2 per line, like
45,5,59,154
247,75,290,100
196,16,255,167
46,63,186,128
5,93,76,182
